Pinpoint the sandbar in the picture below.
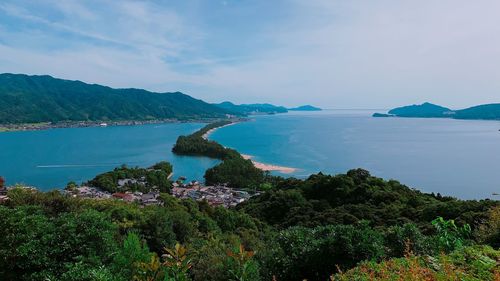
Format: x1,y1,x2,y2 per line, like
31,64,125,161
242,154,297,174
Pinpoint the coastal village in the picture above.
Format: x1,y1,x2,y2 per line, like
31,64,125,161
171,181,251,207
62,178,253,208
0,175,253,208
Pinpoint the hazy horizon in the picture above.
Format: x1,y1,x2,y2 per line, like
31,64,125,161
1,1,500,108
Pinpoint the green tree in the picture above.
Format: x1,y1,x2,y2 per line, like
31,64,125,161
113,232,153,280
476,206,500,248
384,223,433,257
260,222,385,280
163,243,192,281
227,244,260,281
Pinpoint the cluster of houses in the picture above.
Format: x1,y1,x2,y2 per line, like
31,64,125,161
117,178,147,188
65,180,252,208
0,185,7,203
0,176,252,208
65,186,162,206
171,181,252,208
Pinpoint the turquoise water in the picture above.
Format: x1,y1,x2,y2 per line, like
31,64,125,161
0,123,219,190
210,111,500,199
1,111,499,199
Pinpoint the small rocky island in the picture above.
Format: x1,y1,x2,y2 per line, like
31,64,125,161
288,105,322,111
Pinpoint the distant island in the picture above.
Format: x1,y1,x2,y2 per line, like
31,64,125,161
373,102,500,120
0,73,236,126
214,101,288,115
288,105,322,111
214,101,320,115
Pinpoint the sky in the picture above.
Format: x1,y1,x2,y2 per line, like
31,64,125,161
1,0,500,109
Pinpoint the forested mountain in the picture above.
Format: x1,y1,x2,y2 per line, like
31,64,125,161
454,103,500,120
288,105,322,111
0,73,234,124
214,101,288,114
215,102,322,114
374,102,500,120
388,102,452,118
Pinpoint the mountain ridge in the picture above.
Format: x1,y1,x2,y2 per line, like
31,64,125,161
288,105,322,111
214,101,288,115
0,73,235,124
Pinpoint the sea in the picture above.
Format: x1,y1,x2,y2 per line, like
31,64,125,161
0,122,219,190
1,110,499,199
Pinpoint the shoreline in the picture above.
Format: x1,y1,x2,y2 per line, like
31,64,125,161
241,154,297,174
201,120,298,174
202,122,240,139
0,118,232,133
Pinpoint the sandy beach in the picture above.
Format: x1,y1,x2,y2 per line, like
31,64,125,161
202,122,239,140
241,154,297,174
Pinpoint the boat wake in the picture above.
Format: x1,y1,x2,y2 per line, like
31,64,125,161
37,163,124,168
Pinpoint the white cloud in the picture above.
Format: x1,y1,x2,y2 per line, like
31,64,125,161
192,0,500,108
1,0,500,108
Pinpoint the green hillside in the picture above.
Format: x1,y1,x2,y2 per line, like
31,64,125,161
0,73,234,124
388,102,452,118
454,103,500,120
214,101,288,114
375,102,500,120
288,105,322,111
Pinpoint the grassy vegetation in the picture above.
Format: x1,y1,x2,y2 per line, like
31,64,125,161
334,245,500,281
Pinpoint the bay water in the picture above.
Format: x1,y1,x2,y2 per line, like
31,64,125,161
1,111,499,199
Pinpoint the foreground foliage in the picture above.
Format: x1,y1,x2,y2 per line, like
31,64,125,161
0,168,498,280
334,245,500,281
239,169,497,230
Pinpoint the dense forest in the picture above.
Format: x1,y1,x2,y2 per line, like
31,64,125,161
0,169,499,281
0,73,235,124
172,121,237,159
238,169,497,231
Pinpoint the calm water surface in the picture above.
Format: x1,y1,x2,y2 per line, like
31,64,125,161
1,111,499,199
0,123,219,190
211,111,500,199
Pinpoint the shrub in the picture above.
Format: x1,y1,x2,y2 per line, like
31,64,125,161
334,245,500,281
260,222,385,280
476,206,500,248
432,217,471,253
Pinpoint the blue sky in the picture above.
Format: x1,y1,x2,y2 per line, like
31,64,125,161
1,0,500,108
